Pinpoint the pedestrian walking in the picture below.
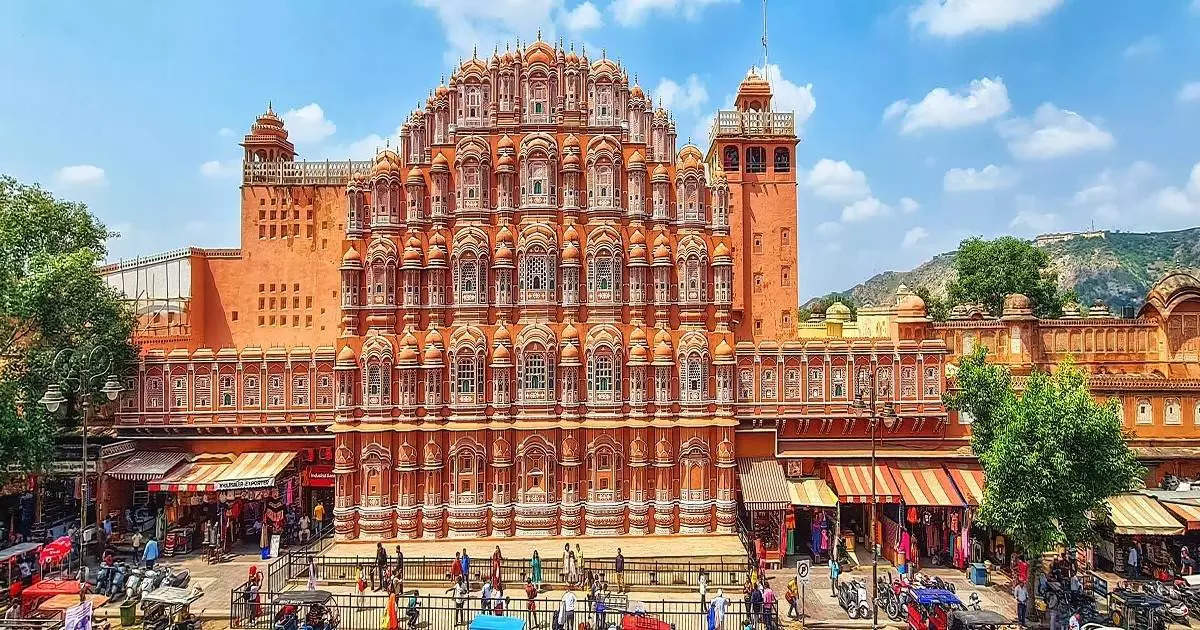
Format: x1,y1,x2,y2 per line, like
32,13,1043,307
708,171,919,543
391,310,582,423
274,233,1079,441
711,589,728,630
828,556,840,598
452,551,463,584
462,548,471,584
576,544,584,575
1015,582,1028,627
395,547,405,581
447,576,468,626
556,589,576,630
482,578,494,614
749,583,764,628
561,544,571,583
698,568,709,611
531,550,543,588
594,593,606,630
307,555,317,591
492,545,504,591
1127,545,1139,580
761,584,777,630
784,577,798,619
375,543,389,591
614,548,625,593
142,536,160,568
525,578,538,627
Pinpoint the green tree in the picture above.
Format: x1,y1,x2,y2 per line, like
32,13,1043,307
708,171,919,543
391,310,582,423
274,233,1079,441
946,236,1067,318
946,347,1143,558
0,175,138,471
797,292,858,322
912,285,949,322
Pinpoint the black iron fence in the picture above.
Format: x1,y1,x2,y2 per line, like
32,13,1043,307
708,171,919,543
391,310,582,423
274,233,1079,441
267,522,333,592
230,590,779,630
276,553,751,591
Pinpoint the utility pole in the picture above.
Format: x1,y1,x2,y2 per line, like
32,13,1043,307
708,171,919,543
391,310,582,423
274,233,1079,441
761,0,769,74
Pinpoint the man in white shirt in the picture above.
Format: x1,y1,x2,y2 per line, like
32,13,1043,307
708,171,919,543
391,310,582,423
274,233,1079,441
1014,583,1028,627
1127,545,1139,580
299,515,311,543
557,590,576,630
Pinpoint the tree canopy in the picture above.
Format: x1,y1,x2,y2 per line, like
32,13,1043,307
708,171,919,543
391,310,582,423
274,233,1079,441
0,175,137,471
946,347,1143,556
946,236,1069,318
796,292,858,323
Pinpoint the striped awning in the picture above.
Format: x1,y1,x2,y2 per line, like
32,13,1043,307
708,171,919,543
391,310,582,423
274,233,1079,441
891,463,965,507
737,458,791,510
945,464,986,507
789,479,838,508
1107,494,1186,535
827,463,902,504
149,460,231,493
1161,501,1200,530
105,451,188,481
213,452,298,491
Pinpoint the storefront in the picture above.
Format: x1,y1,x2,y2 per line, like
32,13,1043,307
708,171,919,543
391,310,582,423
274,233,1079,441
737,458,792,567
826,462,902,563
148,451,300,557
886,463,967,569
786,478,838,562
103,450,189,540
1102,493,1186,579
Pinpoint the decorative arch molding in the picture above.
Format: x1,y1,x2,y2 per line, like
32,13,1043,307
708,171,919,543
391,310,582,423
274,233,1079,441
587,433,623,457
678,330,710,355
366,237,399,261
676,234,709,261
516,433,557,459
519,133,559,159
517,223,559,253
515,323,557,349
361,441,393,467
679,436,711,461
585,225,623,253
447,326,488,352
450,226,490,257
585,323,624,352
361,335,395,360
450,436,485,458
454,137,492,165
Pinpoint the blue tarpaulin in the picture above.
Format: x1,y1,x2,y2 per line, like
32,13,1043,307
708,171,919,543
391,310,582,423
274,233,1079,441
469,616,526,630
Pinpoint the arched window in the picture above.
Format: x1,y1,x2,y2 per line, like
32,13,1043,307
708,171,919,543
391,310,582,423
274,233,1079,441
722,146,739,171
680,254,705,304
590,163,616,208
1166,398,1182,425
366,364,383,406
808,365,824,401
587,347,621,403
738,368,754,401
760,368,777,400
463,85,483,126
923,366,940,398
243,373,260,407
590,446,619,499
876,366,892,399
784,368,801,400
527,79,548,122
746,147,767,173
219,373,235,407
454,354,482,405
519,448,554,503
453,253,486,305
831,365,847,399
519,344,555,403
901,366,916,399
292,373,309,407
774,147,790,172
452,449,485,505
680,454,709,501
520,246,555,303
587,248,621,303
1137,398,1153,424
681,351,707,402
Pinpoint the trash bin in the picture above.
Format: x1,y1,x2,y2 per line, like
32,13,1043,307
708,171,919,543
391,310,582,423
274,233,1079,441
120,600,138,627
969,562,988,586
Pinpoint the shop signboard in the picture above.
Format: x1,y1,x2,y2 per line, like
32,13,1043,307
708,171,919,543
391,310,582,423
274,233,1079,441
303,465,334,488
215,477,276,491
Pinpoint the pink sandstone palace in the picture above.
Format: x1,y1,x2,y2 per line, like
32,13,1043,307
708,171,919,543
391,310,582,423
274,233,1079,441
100,39,1200,549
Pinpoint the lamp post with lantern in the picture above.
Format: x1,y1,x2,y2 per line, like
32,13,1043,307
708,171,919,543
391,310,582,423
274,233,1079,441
852,368,897,630
37,346,124,577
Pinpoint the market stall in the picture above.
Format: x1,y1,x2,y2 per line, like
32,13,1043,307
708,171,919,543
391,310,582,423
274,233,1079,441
786,478,838,562
1104,493,1186,579
737,459,792,567
888,463,968,569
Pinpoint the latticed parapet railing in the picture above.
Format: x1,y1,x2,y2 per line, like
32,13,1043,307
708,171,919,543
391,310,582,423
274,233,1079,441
243,160,373,185
711,110,795,138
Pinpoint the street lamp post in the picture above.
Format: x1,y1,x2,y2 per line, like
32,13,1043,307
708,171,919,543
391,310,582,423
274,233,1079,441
37,346,124,590
852,369,897,630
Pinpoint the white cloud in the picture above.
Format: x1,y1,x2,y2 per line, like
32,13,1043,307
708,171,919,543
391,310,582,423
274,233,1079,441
282,103,336,143
690,113,715,149
902,226,929,248
1071,161,1157,207
815,221,842,238
841,196,892,222
563,1,602,30
1178,82,1200,104
909,0,1065,38
218,127,235,138
899,197,920,213
199,159,240,179
611,0,733,27
55,165,107,187
654,74,709,116
887,77,1011,134
998,103,1115,160
1123,36,1162,58
803,159,871,202
1151,162,1200,216
1010,209,1059,233
760,64,816,129
943,164,1018,192
315,127,405,161
414,0,563,65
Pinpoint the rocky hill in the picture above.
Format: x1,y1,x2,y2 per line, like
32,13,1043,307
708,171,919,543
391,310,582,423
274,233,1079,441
816,227,1200,312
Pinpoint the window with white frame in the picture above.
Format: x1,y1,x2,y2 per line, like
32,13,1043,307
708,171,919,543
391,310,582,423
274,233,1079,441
876,366,892,399
292,374,309,407
398,371,417,406
425,370,441,406
454,354,483,405
519,347,554,402
783,368,800,400
588,349,620,402
1166,398,1182,425
588,250,620,303
316,373,333,407
760,368,777,400
655,366,671,402
738,368,754,401
923,365,940,398
194,373,211,408
714,267,731,303
520,248,555,303
808,366,824,400
1137,398,1152,424
219,374,235,407
243,374,260,407
366,365,383,406
855,366,870,400
831,366,847,398
901,366,916,399
454,255,485,305
681,256,704,304
171,375,187,410
681,352,707,402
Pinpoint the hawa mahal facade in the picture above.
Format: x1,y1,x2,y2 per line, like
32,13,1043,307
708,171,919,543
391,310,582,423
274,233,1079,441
102,38,1200,544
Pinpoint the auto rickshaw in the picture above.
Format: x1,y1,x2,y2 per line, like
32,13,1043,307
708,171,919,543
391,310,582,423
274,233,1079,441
141,585,204,630
906,589,963,630
272,590,339,630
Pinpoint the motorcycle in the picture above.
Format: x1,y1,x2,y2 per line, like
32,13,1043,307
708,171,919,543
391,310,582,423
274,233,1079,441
126,568,145,601
108,563,130,599
837,579,870,619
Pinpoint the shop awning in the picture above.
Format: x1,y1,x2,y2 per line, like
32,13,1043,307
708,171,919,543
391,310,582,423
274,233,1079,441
149,459,231,493
827,463,901,504
106,451,188,481
945,464,986,507
737,458,791,510
789,478,838,508
1107,494,1186,535
213,452,297,491
891,463,965,507
1161,501,1200,530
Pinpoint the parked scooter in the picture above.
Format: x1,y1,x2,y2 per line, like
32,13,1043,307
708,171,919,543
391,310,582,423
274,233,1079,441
125,567,145,601
109,563,130,599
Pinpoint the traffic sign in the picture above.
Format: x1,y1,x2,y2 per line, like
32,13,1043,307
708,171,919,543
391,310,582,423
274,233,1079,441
796,559,811,583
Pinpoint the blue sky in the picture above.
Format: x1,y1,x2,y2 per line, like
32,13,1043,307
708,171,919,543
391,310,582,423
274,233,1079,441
1,0,1198,299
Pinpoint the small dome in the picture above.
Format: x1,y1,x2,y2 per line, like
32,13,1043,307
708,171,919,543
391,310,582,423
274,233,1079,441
652,163,669,181
425,327,443,347
336,345,356,363
653,243,671,260
631,84,644,99
492,344,511,362
402,241,423,263
496,225,514,244
562,344,580,360
431,231,446,247
678,144,703,170
563,152,579,167
563,134,580,148
435,83,449,98
498,154,515,168
563,224,579,242
1004,293,1031,311
495,244,514,263
713,242,730,258
406,169,425,185
427,246,446,265
562,321,579,341
630,327,647,343
566,50,579,64
897,293,927,318
654,328,671,346
653,232,669,247
630,344,649,361
430,152,449,172
494,323,512,343
629,244,648,262
524,40,554,65
826,301,852,323
397,344,419,364
653,341,673,360
630,229,646,245
715,339,734,359
422,344,443,364
628,151,645,167
497,134,514,150
563,242,580,261
342,246,361,264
